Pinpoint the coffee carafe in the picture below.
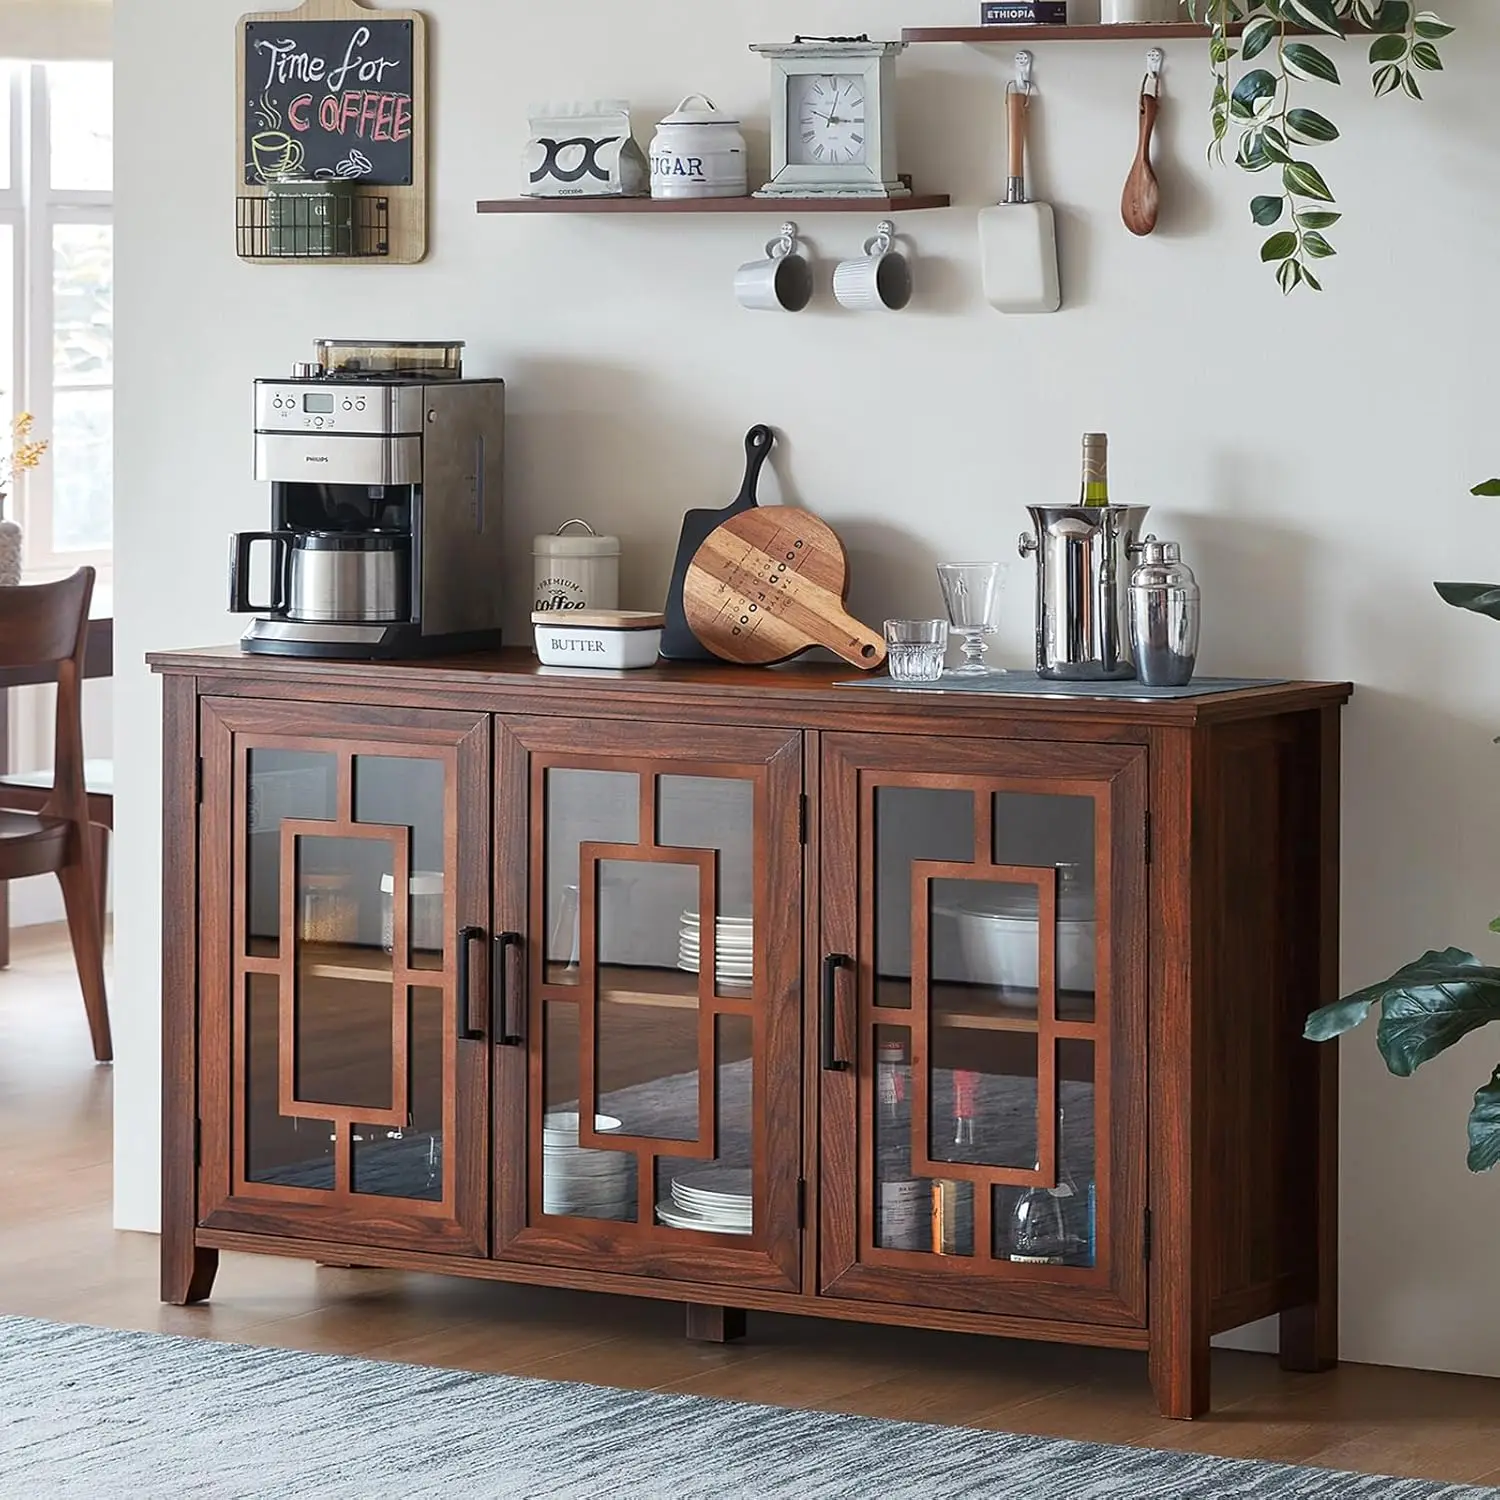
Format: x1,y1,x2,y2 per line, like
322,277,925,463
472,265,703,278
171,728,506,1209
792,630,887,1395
229,340,506,659
230,529,411,624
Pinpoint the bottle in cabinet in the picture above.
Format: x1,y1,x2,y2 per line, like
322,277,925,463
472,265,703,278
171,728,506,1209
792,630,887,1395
1007,1108,1094,1266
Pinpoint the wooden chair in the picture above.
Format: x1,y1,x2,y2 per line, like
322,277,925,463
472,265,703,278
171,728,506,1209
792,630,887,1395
0,570,110,1061
0,762,113,935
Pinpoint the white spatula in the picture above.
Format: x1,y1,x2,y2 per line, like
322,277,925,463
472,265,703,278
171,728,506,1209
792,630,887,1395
979,83,1061,314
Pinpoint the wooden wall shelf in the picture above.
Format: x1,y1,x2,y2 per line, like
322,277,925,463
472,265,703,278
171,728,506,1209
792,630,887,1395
476,194,950,215
902,21,1366,42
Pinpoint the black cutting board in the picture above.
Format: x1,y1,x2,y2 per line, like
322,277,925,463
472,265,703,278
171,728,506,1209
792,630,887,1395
659,425,775,661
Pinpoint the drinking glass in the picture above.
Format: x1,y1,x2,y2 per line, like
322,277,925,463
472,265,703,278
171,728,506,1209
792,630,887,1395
936,562,1005,676
883,619,947,682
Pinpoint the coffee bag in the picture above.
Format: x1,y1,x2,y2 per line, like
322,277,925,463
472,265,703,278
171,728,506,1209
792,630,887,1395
523,100,648,198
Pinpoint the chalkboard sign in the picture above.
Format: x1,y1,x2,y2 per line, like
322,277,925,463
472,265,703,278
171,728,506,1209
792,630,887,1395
243,17,415,186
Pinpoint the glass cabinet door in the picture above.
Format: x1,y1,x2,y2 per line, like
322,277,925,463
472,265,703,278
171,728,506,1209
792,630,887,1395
819,734,1148,1327
197,700,491,1256
494,719,802,1294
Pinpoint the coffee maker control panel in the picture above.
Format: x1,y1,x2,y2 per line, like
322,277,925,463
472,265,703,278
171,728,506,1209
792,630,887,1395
255,380,427,438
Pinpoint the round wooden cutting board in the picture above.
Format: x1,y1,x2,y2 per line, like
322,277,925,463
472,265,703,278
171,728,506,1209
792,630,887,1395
683,507,887,670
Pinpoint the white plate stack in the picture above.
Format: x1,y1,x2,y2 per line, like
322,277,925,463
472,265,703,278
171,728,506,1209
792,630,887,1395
677,910,753,988
542,1111,633,1220
657,1166,753,1235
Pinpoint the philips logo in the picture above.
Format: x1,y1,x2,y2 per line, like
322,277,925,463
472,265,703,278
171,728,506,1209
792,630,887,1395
305,455,329,464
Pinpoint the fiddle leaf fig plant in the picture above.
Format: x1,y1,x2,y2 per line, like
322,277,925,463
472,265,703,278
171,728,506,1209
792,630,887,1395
1187,1,1453,293
1305,481,1500,1172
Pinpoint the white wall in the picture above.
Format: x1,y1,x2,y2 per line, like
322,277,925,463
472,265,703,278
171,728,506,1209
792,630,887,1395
114,0,1500,1377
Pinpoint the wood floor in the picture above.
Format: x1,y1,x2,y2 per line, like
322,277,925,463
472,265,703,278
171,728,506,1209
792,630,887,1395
4,924,1499,1489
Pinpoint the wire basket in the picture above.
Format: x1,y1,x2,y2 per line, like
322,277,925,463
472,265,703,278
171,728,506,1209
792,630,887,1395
236,192,390,260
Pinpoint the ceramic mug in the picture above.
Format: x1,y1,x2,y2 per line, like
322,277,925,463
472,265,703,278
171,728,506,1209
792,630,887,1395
734,223,813,312
833,221,912,312
251,130,305,181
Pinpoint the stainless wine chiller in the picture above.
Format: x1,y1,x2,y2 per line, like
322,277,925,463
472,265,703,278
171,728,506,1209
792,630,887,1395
1019,504,1152,681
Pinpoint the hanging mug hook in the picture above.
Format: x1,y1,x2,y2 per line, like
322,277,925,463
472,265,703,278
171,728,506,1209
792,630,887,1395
1011,49,1034,100
865,219,896,257
766,221,798,260
1143,47,1164,97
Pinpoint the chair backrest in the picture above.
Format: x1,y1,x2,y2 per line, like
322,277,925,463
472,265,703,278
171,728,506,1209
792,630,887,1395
0,569,95,670
0,568,95,824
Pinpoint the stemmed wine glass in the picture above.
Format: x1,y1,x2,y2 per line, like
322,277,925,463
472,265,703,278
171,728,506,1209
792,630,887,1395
936,562,1005,677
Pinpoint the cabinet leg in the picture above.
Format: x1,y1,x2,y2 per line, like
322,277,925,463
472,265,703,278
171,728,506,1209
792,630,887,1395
684,1305,746,1344
1280,1301,1338,1374
162,1244,218,1306
1282,1008,1339,1374
1149,1330,1211,1420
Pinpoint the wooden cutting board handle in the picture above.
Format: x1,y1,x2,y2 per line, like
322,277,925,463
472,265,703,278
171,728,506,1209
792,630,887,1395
684,508,886,670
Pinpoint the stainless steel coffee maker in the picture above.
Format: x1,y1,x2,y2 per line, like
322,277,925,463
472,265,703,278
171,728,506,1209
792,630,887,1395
230,339,505,658
1018,505,1152,680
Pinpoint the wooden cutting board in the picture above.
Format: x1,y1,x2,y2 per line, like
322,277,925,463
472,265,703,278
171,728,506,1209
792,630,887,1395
658,425,774,662
683,508,886,670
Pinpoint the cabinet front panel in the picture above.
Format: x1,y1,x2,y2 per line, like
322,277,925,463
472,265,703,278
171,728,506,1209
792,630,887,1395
494,719,802,1293
198,699,490,1255
819,735,1147,1327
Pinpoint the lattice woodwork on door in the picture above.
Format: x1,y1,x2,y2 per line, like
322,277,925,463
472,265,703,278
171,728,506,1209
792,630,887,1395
857,772,1111,1275
530,758,765,1241
231,741,456,1211
909,859,1059,1190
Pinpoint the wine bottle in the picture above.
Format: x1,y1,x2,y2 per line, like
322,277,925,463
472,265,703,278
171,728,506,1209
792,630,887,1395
1079,432,1109,509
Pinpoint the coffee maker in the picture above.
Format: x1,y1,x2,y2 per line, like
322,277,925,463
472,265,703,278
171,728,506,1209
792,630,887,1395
230,339,506,658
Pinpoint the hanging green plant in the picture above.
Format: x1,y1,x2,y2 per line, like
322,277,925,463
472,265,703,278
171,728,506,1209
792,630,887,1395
1186,1,1453,293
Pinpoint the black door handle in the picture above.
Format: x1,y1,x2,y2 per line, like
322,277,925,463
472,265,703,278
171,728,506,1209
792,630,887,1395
494,931,523,1045
821,953,851,1072
456,925,485,1040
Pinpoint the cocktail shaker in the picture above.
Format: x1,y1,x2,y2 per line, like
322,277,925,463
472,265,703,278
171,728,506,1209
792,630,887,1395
1128,540,1200,687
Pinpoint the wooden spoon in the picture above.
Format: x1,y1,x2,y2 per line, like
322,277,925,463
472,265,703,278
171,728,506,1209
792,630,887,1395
1121,86,1160,237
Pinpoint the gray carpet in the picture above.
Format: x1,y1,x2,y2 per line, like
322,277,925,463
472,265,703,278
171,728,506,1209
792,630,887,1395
2,1317,1494,1500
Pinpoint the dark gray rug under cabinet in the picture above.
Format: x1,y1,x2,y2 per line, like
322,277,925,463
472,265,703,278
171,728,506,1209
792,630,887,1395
1,1316,1494,1500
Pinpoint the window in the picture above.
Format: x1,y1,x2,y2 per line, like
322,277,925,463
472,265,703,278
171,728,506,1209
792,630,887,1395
0,62,112,574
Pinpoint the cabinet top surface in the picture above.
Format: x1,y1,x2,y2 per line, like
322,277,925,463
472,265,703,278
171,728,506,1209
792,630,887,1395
149,646,1352,728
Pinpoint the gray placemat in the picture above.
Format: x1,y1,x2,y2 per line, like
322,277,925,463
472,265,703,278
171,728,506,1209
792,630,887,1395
836,671,1287,701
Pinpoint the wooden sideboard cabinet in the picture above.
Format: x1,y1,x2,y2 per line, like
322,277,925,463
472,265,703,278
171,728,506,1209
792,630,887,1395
152,648,1351,1419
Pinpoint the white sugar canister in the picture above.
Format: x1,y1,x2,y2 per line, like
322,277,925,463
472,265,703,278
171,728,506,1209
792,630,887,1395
533,520,620,614
650,95,747,199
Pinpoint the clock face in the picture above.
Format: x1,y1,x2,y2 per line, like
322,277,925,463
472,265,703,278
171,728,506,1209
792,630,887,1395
788,73,867,168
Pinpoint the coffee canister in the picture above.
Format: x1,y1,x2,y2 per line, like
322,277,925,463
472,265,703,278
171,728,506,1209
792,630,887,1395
533,520,620,613
650,95,747,199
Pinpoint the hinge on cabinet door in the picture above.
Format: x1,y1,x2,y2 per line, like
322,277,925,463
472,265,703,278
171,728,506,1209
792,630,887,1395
796,1177,806,1228
798,794,808,846
195,756,204,806
1143,1208,1152,1263
1143,810,1152,865
194,1119,202,1168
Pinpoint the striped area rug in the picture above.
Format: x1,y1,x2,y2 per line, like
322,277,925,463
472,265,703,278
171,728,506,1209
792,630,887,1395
1,1315,1493,1500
